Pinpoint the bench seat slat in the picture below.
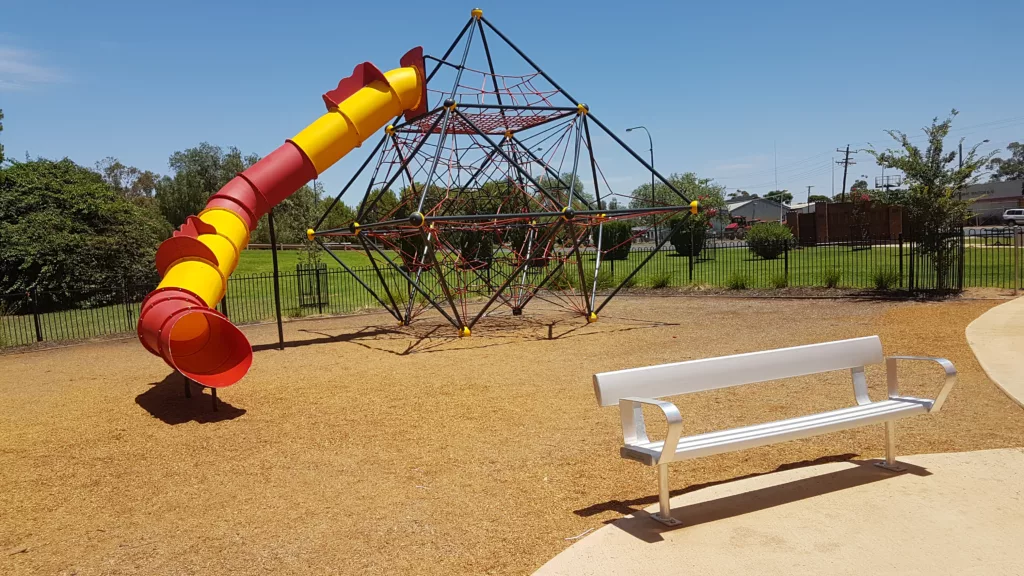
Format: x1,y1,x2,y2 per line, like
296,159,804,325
594,336,884,407
622,398,930,465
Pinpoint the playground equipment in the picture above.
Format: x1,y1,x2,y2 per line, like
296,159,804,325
137,49,428,386
138,9,696,389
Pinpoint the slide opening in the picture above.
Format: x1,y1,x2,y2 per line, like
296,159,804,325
163,309,252,388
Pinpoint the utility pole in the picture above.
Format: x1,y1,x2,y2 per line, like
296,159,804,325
836,145,855,202
806,185,814,204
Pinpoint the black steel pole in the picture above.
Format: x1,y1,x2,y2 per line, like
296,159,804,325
316,239,402,322
587,114,689,202
313,134,388,229
267,210,285,349
364,239,461,329
595,215,689,314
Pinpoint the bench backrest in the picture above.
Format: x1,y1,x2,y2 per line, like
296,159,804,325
593,336,883,407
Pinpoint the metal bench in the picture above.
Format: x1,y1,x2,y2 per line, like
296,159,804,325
592,336,957,526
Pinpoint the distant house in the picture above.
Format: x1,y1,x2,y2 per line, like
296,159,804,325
717,198,786,231
960,180,1024,224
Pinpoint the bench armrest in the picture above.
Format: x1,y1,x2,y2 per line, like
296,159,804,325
886,356,957,413
619,397,683,464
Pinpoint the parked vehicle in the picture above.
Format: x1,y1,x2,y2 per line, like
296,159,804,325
1002,209,1024,225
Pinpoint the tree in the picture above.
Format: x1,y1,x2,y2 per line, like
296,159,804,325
0,158,165,304
629,172,728,233
987,142,1024,182
154,143,259,228
727,189,758,201
95,157,160,201
850,179,868,192
808,194,831,203
538,172,592,209
867,109,997,289
765,189,793,204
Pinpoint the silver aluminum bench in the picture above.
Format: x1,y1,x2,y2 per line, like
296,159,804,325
592,336,956,526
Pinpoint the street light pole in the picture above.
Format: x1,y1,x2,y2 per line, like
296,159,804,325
627,126,656,244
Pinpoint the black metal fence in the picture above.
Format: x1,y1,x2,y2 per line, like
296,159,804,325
2,227,1020,349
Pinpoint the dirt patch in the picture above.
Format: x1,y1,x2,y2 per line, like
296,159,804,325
1,296,1020,575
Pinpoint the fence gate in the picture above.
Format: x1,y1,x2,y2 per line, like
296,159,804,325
296,263,329,310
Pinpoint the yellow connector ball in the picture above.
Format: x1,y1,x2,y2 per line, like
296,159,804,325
385,124,395,135
459,326,471,337
690,200,700,215
588,312,598,323
306,228,315,241
471,8,483,18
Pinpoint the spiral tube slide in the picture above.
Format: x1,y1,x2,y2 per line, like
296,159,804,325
138,47,427,388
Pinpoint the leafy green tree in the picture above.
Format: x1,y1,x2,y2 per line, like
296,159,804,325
154,143,259,228
987,142,1024,182
629,173,728,232
867,110,997,288
850,179,869,192
0,159,165,304
727,189,758,201
808,194,831,203
766,189,793,204
538,172,592,209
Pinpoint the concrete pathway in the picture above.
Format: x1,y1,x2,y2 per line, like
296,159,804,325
967,297,1024,408
534,449,1024,576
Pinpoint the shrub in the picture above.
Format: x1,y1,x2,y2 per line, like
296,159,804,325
595,267,616,290
648,272,672,289
746,222,793,260
668,216,707,258
769,273,789,289
871,268,901,290
726,272,749,290
599,221,633,260
822,268,842,288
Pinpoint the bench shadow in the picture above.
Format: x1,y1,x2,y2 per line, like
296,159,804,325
587,455,931,544
135,373,246,425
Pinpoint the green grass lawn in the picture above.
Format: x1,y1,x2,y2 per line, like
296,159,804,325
233,248,384,276
3,244,1021,349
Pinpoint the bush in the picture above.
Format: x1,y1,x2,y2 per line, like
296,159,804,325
648,272,672,289
871,268,901,290
599,221,633,260
595,267,616,290
769,273,789,289
726,272,749,290
746,222,793,260
668,216,707,258
0,159,165,307
822,268,842,288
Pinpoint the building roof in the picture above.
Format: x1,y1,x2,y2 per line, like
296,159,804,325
727,198,785,212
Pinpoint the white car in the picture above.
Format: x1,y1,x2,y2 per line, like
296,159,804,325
1003,209,1024,225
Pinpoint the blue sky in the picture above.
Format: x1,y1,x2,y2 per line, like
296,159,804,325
2,0,1021,205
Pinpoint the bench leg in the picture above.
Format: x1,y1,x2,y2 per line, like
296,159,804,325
875,420,906,472
651,464,681,526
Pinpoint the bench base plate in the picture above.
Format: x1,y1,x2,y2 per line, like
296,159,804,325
651,513,682,527
874,461,907,473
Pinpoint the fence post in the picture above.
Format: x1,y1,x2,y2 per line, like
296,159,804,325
784,240,789,280
314,265,324,314
29,288,42,342
220,292,229,319
898,234,904,289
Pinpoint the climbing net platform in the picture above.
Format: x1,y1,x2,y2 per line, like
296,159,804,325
312,12,694,333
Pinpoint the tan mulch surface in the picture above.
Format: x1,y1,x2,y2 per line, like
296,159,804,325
2,296,1022,575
